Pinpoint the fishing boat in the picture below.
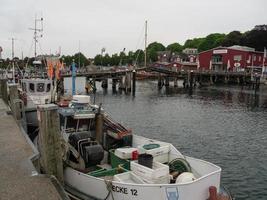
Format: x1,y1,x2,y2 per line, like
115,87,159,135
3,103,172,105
18,16,63,134
58,95,232,200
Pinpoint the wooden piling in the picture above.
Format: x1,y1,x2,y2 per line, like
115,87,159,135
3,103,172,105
101,79,108,89
174,77,178,87
8,83,21,120
95,106,103,144
37,104,64,184
132,70,136,95
165,76,170,87
1,79,8,104
158,75,164,89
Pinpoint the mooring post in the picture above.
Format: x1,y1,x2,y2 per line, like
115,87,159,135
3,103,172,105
112,78,117,92
37,104,64,184
189,71,194,93
158,75,163,89
95,104,103,144
132,70,136,96
165,76,170,87
125,72,131,92
8,83,21,120
101,79,108,89
2,79,8,104
174,77,178,87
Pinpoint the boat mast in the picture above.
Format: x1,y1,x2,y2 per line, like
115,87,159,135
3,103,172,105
144,20,148,68
9,37,16,83
29,15,43,60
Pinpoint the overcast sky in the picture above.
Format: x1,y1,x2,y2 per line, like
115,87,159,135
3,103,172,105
0,0,266,59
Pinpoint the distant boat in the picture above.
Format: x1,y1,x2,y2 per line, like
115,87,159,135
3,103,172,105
136,70,157,80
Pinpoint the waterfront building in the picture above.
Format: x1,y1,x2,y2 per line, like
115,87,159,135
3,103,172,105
198,45,267,73
155,48,198,71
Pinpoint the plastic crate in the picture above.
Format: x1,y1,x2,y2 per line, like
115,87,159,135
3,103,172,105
114,171,145,184
138,144,170,163
109,149,131,170
130,160,169,180
89,167,128,177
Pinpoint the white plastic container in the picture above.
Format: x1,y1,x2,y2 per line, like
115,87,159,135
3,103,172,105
72,95,90,104
138,144,170,163
113,172,145,184
114,147,138,159
130,160,169,181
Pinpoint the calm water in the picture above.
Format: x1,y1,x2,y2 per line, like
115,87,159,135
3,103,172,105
85,80,267,200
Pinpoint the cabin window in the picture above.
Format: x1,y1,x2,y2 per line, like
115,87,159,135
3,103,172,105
22,82,27,92
37,83,45,92
234,55,242,61
29,83,35,92
46,83,51,92
212,55,222,63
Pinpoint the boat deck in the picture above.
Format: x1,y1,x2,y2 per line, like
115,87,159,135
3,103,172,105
0,98,68,200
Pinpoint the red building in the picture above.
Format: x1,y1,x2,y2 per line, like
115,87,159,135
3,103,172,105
155,48,198,71
199,45,267,73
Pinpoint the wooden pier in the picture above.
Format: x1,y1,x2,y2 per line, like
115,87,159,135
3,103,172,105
148,66,262,90
0,80,70,200
60,68,145,96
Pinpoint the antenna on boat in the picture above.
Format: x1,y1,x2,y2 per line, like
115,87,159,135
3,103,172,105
144,20,148,68
9,37,17,83
29,14,43,60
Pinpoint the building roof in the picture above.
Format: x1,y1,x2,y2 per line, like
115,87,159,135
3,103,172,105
199,45,263,54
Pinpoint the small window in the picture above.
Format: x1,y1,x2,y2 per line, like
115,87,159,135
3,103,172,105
37,83,45,92
253,55,256,61
46,83,51,92
234,55,242,61
29,83,35,92
259,56,262,62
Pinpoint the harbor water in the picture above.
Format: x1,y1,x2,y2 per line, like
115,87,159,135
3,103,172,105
72,78,267,200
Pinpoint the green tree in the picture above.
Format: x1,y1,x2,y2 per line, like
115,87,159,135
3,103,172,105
221,31,243,47
73,52,89,67
147,42,165,62
183,38,204,49
166,43,183,53
198,33,226,52
242,30,267,51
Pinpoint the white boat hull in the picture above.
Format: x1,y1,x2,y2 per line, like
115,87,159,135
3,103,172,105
63,135,221,200
64,158,221,200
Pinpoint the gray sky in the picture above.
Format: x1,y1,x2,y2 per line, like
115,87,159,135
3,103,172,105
0,0,266,59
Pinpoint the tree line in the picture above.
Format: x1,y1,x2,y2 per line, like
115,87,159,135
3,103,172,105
1,25,266,68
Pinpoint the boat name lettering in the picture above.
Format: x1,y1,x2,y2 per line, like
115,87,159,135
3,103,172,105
111,186,138,196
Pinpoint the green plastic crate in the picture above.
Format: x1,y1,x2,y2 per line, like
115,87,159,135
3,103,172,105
89,167,128,177
109,149,131,170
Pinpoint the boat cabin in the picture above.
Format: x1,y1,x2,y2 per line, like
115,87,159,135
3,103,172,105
20,79,52,94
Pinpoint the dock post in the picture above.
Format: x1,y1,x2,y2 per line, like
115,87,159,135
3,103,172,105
210,75,214,85
158,75,164,89
112,79,117,92
37,104,64,184
101,79,108,89
174,77,178,87
118,77,123,90
132,70,136,96
125,72,131,92
8,83,21,120
95,105,103,144
1,79,8,104
93,78,97,93
189,71,194,94
165,76,170,87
